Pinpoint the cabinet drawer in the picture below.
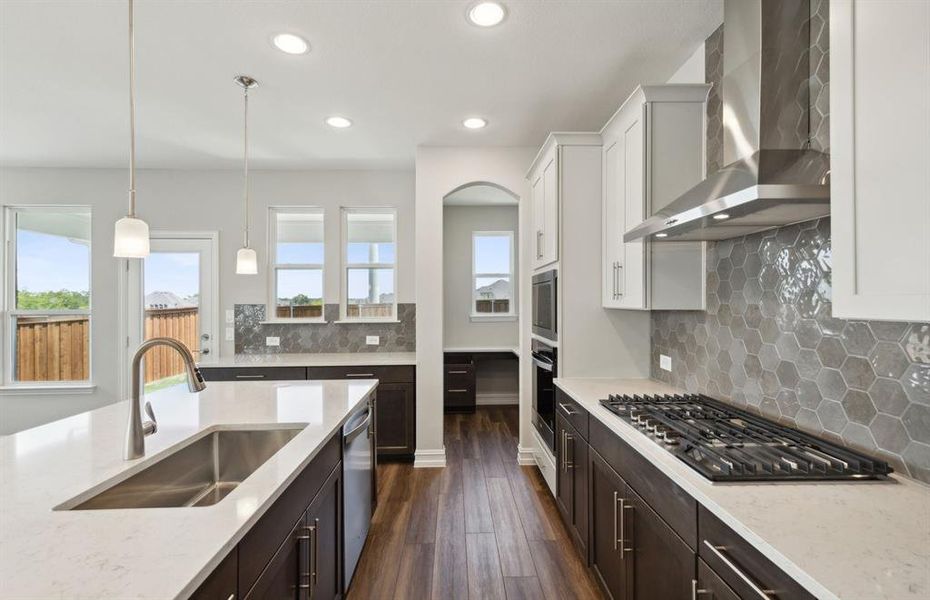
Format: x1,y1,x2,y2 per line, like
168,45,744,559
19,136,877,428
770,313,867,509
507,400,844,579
590,417,697,549
444,372,475,391
444,353,475,366
189,549,237,600
200,366,307,381
696,558,740,600
698,506,816,600
308,365,415,384
555,387,589,441
238,434,341,594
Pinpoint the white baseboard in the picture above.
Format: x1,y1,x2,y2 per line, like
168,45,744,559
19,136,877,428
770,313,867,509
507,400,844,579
413,448,447,468
475,392,519,406
517,444,536,466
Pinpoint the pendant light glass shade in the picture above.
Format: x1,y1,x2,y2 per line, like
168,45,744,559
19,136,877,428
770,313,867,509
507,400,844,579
236,247,258,274
114,216,150,258
113,0,150,258
235,75,259,275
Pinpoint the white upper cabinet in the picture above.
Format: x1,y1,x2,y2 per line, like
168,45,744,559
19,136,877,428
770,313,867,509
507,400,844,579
601,85,710,310
830,0,930,322
529,142,559,270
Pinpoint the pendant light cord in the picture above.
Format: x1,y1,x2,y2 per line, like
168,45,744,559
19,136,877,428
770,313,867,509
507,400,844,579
243,84,250,249
128,0,137,217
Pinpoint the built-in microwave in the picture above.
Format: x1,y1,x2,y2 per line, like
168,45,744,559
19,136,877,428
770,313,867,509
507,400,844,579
532,269,557,341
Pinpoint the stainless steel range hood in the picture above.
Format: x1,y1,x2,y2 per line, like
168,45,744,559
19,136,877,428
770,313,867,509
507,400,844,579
625,0,830,243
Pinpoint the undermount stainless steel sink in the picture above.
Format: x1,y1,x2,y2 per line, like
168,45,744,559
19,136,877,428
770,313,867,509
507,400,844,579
65,427,306,510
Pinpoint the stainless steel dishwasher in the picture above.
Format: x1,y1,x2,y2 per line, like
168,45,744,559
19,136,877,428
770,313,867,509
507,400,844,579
343,399,374,589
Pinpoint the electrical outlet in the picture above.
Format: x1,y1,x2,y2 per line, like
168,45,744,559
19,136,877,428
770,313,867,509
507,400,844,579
366,335,380,346
225,327,234,341
660,354,672,372
266,336,280,347
225,309,234,324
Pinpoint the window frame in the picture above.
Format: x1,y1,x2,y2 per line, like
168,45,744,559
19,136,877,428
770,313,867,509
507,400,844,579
2,205,94,389
471,230,517,320
266,206,326,323
340,207,398,322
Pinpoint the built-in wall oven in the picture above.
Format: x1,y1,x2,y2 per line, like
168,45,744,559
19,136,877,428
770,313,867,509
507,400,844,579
531,338,557,452
532,270,557,341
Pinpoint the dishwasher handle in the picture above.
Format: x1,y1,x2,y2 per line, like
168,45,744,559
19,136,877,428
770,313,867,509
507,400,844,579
344,411,372,444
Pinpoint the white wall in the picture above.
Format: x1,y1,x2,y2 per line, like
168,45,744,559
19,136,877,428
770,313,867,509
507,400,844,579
667,42,705,84
442,205,519,350
0,167,413,434
415,146,537,466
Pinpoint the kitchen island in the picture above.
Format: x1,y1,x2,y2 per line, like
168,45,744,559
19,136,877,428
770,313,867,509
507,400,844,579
0,379,376,599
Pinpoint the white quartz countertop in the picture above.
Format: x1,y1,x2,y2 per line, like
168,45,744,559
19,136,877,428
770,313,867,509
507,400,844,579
202,351,417,368
554,377,930,600
0,379,377,599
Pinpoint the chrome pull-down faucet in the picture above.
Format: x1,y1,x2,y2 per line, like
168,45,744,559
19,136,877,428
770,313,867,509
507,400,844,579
124,337,206,460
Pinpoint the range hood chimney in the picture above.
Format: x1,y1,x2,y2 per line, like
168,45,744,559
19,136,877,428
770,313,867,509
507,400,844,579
625,0,830,243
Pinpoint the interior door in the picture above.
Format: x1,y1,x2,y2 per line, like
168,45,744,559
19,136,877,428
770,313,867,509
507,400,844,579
127,234,217,393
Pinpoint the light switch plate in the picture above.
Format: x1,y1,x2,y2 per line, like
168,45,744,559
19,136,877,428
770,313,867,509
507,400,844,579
366,335,380,345
660,354,672,372
266,336,280,347
225,327,234,341
225,309,234,324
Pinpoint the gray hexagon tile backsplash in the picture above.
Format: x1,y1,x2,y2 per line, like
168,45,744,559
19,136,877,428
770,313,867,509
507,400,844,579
651,218,930,483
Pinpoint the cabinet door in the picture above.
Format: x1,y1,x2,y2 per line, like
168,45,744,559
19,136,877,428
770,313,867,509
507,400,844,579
570,427,589,553
244,516,306,600
190,550,237,600
831,0,930,321
306,466,342,600
625,486,695,600
375,383,415,457
532,172,546,269
589,451,631,600
554,414,574,524
541,148,560,266
618,106,647,310
602,136,624,308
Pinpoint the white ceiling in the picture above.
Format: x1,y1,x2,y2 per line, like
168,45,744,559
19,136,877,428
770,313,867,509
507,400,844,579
0,1,722,170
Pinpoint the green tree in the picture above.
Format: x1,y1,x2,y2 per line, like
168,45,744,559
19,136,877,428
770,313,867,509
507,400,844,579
17,289,89,310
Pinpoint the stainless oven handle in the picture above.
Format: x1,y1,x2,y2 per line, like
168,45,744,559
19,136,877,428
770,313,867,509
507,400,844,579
702,541,775,599
532,357,553,372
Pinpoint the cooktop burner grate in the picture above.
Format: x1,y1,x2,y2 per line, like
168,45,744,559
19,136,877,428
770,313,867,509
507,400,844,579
599,393,892,482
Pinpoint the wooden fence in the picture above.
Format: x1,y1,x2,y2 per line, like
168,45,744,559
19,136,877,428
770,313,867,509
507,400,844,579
142,307,199,384
15,315,90,382
15,307,199,384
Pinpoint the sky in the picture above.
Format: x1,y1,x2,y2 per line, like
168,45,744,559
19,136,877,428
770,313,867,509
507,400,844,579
16,230,90,294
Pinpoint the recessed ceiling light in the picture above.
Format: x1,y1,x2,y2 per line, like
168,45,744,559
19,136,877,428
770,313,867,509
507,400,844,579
713,213,731,220
325,116,353,129
467,2,507,27
655,233,669,238
272,33,310,55
463,117,488,129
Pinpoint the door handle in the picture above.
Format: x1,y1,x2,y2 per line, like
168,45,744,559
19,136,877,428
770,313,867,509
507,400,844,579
200,347,211,355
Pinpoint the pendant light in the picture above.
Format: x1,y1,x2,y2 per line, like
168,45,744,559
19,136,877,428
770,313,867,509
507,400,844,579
113,0,150,258
235,75,259,274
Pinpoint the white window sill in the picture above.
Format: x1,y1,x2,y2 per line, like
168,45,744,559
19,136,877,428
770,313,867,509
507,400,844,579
260,318,328,325
333,319,401,324
0,383,97,395
470,314,518,322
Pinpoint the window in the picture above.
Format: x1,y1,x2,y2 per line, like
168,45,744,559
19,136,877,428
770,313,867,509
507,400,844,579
269,208,324,320
472,231,515,317
342,209,396,320
4,206,92,384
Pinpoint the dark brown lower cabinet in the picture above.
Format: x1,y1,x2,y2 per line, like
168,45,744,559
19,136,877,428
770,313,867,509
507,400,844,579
555,412,588,554
589,450,631,600
244,516,305,599
190,549,237,600
372,383,415,459
589,449,694,600
305,465,342,600
695,558,740,600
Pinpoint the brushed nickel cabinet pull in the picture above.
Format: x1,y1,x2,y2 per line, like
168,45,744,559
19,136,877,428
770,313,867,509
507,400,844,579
564,433,574,469
612,491,619,551
703,540,775,599
558,402,578,416
691,579,712,600
346,373,375,377
447,389,469,393
447,370,468,374
235,374,265,379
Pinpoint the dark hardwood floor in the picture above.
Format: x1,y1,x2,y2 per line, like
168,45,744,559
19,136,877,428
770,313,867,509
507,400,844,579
347,406,604,600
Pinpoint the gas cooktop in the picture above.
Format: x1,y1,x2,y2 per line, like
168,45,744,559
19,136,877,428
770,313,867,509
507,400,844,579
599,393,892,482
